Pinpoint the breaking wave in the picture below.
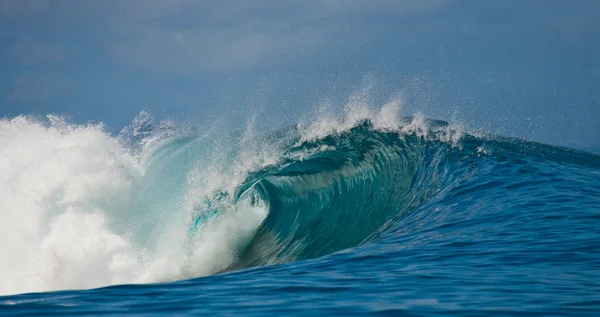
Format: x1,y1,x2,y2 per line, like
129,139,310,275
1,100,598,296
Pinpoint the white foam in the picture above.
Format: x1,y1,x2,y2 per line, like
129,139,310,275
0,115,142,295
0,114,273,296
184,186,268,277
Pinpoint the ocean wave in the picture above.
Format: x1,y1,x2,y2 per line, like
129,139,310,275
1,104,598,296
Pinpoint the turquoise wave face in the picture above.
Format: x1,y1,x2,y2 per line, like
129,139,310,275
232,123,430,268
115,116,600,281
173,119,600,273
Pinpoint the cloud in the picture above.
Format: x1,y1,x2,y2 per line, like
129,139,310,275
1,0,456,73
102,0,455,22
101,0,454,73
107,23,322,73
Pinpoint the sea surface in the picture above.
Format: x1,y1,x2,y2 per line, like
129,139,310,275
1,106,599,316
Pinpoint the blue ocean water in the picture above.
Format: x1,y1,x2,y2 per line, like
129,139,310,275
0,110,599,316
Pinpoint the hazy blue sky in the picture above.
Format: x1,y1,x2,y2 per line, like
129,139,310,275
1,0,599,150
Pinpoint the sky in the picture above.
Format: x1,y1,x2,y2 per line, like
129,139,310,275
1,0,599,151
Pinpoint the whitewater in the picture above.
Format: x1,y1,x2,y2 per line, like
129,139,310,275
1,97,599,315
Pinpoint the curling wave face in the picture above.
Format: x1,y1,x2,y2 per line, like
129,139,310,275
230,121,455,269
